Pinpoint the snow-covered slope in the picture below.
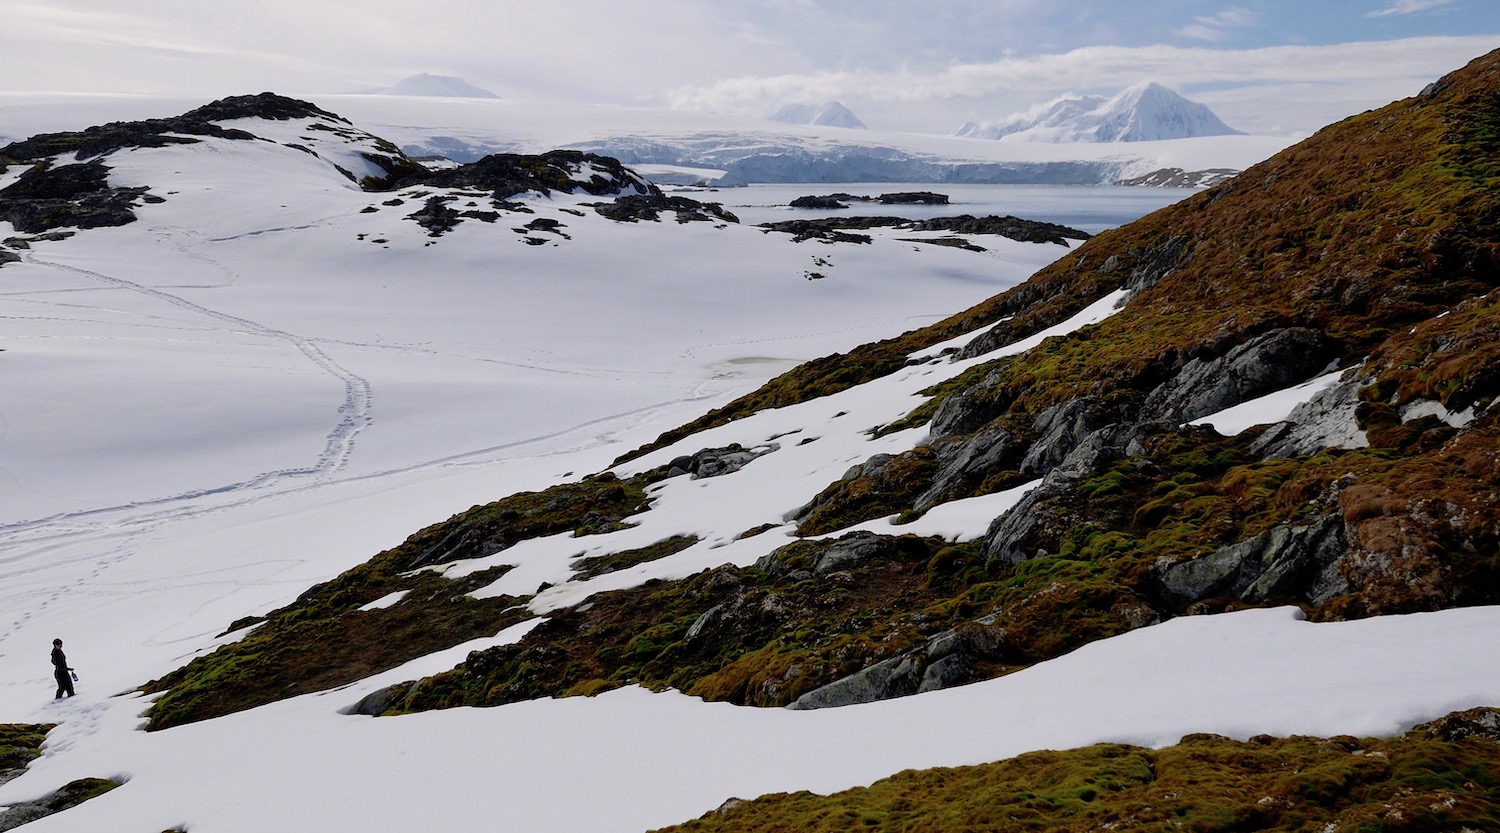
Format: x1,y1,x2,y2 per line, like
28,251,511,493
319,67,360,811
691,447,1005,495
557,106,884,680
957,82,1245,142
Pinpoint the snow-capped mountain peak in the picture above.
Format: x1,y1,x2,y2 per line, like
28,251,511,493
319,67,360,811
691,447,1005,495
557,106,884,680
956,82,1243,142
365,73,500,98
768,100,868,129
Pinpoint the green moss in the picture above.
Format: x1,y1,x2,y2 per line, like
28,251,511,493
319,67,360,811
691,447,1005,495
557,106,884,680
572,535,699,581
795,448,939,536
0,723,53,772
379,535,995,715
651,720,1500,833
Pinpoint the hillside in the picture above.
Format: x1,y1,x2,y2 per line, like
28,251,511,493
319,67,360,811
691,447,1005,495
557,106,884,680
1,48,1498,832
134,34,1500,791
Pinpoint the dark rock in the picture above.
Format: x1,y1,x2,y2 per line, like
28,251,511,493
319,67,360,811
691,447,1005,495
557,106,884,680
756,531,890,578
927,366,1011,439
786,620,1006,709
1249,371,1369,458
878,191,948,205
1413,707,1500,741
915,424,1025,510
0,248,17,267
409,150,654,202
594,193,739,224
902,214,1088,246
1150,513,1350,611
407,196,462,236
0,161,154,233
1123,234,1192,293
789,195,849,209
662,443,777,479
0,778,119,831
983,422,1169,566
1142,327,1334,425
0,93,342,164
759,214,1087,247
346,682,409,717
1018,397,1107,476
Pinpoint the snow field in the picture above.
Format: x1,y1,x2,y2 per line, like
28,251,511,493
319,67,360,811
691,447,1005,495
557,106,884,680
7,606,1499,833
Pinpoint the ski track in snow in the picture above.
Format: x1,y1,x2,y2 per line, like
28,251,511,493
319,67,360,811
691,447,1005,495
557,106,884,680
21,245,374,481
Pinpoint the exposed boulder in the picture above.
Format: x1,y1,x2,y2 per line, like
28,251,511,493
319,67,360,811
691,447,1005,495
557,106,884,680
927,366,1012,440
786,620,1006,709
1142,327,1334,424
914,424,1026,511
755,530,891,579
1250,371,1370,457
664,443,778,480
1018,396,1109,476
1150,513,1350,611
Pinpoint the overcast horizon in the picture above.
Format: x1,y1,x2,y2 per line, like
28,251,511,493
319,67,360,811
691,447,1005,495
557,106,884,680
3,1,1499,137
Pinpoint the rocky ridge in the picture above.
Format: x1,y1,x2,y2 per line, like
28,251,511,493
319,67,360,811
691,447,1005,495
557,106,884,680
0,93,731,260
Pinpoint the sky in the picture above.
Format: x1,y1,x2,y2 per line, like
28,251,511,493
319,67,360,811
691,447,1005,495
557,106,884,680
2,1,1499,136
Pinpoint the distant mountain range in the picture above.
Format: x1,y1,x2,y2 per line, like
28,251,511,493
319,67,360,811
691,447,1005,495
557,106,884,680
768,101,867,129
956,82,1243,142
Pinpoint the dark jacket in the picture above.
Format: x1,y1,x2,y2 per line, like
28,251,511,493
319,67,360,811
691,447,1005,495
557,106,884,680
51,646,69,673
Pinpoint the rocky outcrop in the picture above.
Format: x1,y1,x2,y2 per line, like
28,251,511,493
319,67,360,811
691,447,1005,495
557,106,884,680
409,149,653,201
1414,706,1500,742
1151,513,1350,611
914,424,1025,510
760,214,1087,247
664,443,778,479
1118,167,1239,188
982,422,1169,566
755,530,890,579
0,778,120,832
786,620,1006,709
0,160,163,233
1142,327,1334,424
790,192,950,209
593,193,739,224
1250,371,1370,458
789,195,849,209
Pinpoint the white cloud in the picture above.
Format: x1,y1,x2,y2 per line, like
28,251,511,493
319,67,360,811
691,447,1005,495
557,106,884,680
1367,0,1459,17
1174,7,1257,42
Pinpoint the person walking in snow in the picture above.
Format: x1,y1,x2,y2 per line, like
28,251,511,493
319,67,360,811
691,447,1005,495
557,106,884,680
51,638,75,699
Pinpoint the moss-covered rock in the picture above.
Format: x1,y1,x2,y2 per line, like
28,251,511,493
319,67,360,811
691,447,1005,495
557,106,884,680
0,776,120,830
654,709,1500,833
0,723,52,780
